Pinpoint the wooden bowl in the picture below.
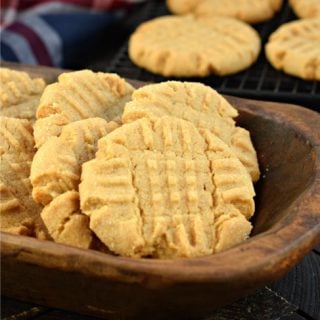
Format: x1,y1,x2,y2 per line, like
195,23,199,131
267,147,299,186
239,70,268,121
1,65,320,319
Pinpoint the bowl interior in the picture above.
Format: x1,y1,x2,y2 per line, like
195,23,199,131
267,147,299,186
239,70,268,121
237,109,315,236
2,65,320,320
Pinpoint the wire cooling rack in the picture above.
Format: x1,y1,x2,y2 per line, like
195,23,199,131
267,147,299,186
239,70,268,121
108,0,320,110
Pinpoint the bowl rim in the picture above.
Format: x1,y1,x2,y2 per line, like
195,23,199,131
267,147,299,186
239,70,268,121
2,97,320,287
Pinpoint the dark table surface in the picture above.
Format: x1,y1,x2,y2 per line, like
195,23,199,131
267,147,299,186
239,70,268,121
1,1,320,319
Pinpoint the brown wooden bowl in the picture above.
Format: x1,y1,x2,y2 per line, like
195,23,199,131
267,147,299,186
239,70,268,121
1,64,320,319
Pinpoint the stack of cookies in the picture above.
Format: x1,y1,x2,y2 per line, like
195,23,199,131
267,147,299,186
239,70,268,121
0,67,260,259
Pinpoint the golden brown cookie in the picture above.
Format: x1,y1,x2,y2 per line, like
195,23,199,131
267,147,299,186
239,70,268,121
33,70,134,147
31,118,118,248
265,18,320,80
0,117,47,238
41,191,92,248
167,0,283,24
290,0,320,18
0,68,46,121
122,81,260,182
129,15,261,77
40,191,110,251
31,117,118,205
80,117,255,258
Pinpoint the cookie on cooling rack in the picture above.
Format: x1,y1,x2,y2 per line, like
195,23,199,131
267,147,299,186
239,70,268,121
290,0,320,18
34,70,134,148
122,81,260,182
167,0,283,24
129,15,260,77
265,17,320,80
80,116,255,258
0,68,46,121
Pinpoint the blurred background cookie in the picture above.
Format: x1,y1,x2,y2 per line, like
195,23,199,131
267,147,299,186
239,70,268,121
290,0,320,18
129,15,261,77
167,0,200,14
167,0,283,24
265,18,320,80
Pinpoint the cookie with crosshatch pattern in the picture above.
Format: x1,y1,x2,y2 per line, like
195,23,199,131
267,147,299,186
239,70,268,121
0,68,45,121
265,17,320,80
129,15,260,77
80,116,255,258
31,118,118,248
122,81,260,182
33,70,134,148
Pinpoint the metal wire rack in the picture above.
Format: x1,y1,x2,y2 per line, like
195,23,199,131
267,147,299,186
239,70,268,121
108,0,320,110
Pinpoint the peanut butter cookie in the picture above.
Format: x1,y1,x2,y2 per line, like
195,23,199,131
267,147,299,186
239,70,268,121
41,191,92,248
129,15,260,77
0,68,45,121
31,118,118,205
290,0,320,18
80,117,255,258
265,18,320,80
33,70,134,147
31,118,118,248
167,0,283,24
122,81,260,182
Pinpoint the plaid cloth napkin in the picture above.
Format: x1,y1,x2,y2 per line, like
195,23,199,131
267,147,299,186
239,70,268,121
0,0,145,67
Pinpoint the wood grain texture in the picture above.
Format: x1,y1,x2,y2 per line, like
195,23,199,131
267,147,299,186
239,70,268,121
1,63,320,320
4,254,318,319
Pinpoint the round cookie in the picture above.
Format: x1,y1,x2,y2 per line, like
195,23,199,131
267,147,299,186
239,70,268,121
167,0,283,24
34,70,134,148
31,118,118,248
0,68,45,121
265,18,320,80
290,0,320,18
80,116,255,259
122,81,260,182
129,15,261,77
